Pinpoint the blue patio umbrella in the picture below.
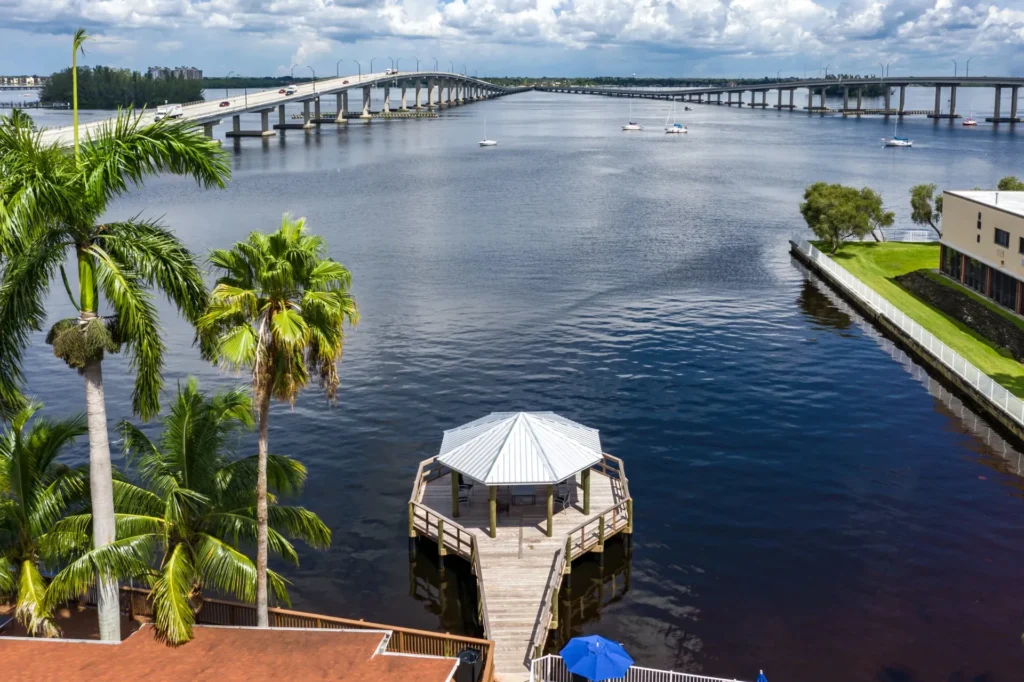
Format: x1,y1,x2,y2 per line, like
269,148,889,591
559,635,634,681
756,671,768,682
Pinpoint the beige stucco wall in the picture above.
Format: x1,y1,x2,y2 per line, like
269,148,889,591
941,192,1024,278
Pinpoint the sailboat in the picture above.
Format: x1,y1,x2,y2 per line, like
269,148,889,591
622,102,643,131
479,116,497,146
664,101,687,134
884,119,912,147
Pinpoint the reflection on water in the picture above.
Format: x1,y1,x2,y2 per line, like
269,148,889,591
797,261,1024,485
407,538,484,638
546,536,634,654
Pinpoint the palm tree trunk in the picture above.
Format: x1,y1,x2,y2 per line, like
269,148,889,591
255,390,270,628
82,356,120,642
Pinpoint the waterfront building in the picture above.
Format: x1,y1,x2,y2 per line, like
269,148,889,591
147,65,203,80
939,191,1024,313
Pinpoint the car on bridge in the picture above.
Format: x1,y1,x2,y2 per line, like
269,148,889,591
219,101,230,108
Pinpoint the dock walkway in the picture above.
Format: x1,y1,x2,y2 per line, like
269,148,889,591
409,454,632,681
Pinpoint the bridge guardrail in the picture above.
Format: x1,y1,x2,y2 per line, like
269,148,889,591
791,235,1024,428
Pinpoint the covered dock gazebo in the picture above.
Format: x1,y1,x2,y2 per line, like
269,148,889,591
437,412,603,538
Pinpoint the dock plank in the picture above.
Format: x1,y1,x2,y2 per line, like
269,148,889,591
418,471,625,680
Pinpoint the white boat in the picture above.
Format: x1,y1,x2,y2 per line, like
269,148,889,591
622,102,643,130
884,120,912,147
479,116,497,146
963,109,977,126
664,102,687,134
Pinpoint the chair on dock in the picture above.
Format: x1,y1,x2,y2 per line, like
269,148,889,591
555,481,572,511
458,485,472,506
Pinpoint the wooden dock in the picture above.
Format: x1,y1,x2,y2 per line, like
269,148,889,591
409,454,632,681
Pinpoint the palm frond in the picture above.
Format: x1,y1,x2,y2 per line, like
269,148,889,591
0,558,16,595
151,542,196,645
17,559,58,637
217,454,307,497
47,534,155,607
100,218,208,324
86,243,165,419
80,111,230,203
0,234,68,417
192,533,258,603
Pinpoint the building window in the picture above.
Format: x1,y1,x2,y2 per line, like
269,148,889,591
1019,237,1024,255
978,212,983,230
941,245,963,281
964,257,987,294
990,269,1019,311
995,228,1010,247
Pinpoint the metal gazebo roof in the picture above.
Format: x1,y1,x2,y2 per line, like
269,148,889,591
437,412,602,485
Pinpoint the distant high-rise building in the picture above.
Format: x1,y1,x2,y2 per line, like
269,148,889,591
148,66,203,80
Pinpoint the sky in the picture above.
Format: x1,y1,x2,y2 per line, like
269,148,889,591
1,0,1023,78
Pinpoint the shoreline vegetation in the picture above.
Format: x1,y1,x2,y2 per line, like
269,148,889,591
41,66,203,109
817,242,1024,397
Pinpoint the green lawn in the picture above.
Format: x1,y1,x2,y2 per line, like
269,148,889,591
816,241,1024,397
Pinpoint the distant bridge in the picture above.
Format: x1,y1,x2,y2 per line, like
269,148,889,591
37,71,527,145
538,76,1024,122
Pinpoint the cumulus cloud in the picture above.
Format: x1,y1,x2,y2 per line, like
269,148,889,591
3,0,1023,74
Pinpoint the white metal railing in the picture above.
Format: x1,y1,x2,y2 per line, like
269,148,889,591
530,655,748,682
792,235,1024,427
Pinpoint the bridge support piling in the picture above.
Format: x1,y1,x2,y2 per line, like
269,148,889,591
898,85,906,114
278,104,286,127
361,86,371,119
203,122,216,138
933,85,941,117
335,93,347,124
777,89,783,108
842,87,849,111
458,83,465,104
857,88,863,111
737,90,744,107
994,87,1002,119
806,87,813,112
789,89,795,109
1012,87,1019,121
426,79,434,108
226,110,276,137
950,85,957,118
415,82,422,109
261,109,271,134
383,86,390,113
302,101,313,129
818,88,825,111
400,86,407,111
313,96,321,124
883,85,891,115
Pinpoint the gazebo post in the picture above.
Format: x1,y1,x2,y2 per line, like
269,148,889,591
582,469,591,514
546,484,554,537
488,486,497,538
451,472,460,518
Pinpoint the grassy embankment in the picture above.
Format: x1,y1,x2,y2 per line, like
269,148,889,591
818,241,1024,397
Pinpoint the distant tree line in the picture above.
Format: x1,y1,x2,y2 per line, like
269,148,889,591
202,76,314,90
41,66,203,109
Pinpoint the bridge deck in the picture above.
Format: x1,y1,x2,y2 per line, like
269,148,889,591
411,457,631,681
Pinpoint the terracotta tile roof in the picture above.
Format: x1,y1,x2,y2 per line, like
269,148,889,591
1,625,459,682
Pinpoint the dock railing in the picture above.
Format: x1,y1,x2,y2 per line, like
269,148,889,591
530,655,747,682
409,456,495,681
116,586,494,679
525,453,632,662
792,235,1024,428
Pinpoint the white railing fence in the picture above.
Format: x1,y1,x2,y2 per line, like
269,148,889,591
530,655,748,682
791,235,1024,427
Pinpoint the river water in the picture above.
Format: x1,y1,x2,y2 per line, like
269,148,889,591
8,88,1024,680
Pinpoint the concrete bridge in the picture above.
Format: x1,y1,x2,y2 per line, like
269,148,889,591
37,71,527,146
539,76,1024,122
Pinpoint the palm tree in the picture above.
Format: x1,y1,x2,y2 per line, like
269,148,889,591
198,214,357,627
0,106,229,642
46,379,330,644
0,403,88,637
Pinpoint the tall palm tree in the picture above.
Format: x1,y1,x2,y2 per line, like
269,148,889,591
47,379,330,644
198,214,357,627
0,403,88,637
0,107,229,641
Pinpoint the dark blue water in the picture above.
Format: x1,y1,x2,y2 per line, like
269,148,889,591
12,91,1024,681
